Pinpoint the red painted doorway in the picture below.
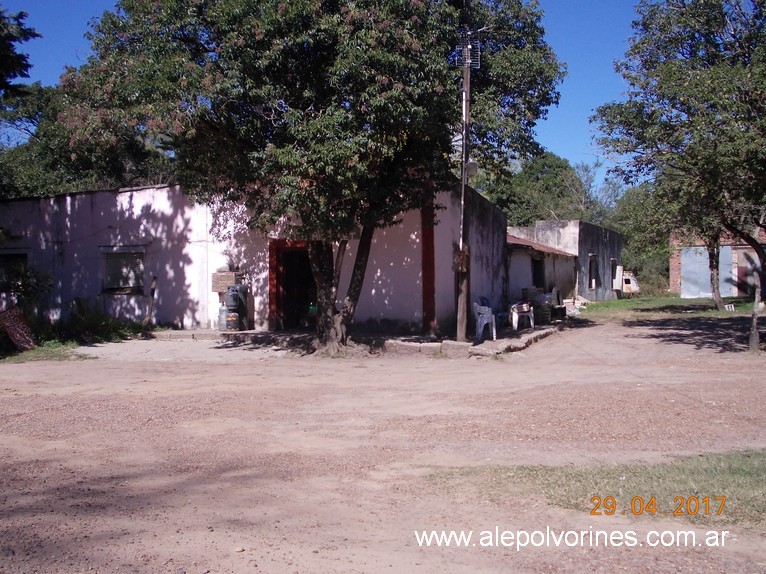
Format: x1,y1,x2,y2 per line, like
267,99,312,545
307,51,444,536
268,240,317,330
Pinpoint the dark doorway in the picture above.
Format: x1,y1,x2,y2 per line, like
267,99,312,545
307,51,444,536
281,249,316,329
269,241,317,330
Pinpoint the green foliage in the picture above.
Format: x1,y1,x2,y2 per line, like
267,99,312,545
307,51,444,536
594,0,766,243
59,0,563,344
61,0,563,239
49,300,154,345
593,0,766,348
429,450,766,527
1,83,174,198
0,7,39,99
63,0,449,237
0,299,155,360
606,183,672,293
0,261,51,306
514,450,766,527
581,294,755,317
485,152,581,225
0,339,85,363
465,0,566,168
485,152,621,226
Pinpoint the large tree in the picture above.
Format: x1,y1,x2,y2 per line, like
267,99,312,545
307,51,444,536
594,0,766,351
0,6,38,195
606,182,674,294
62,0,563,349
485,152,584,225
0,7,38,99
485,152,621,227
1,83,174,197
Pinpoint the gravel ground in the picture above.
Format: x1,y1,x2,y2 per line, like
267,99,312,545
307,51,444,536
1,320,765,573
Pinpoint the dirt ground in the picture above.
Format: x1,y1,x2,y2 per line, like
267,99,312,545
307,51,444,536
1,319,765,573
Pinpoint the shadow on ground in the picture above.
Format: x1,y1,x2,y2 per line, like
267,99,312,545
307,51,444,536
0,455,327,572
215,330,318,354
624,315,765,353
559,317,599,330
215,329,394,355
633,303,718,314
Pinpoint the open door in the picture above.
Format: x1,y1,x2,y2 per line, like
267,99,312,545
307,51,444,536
268,240,317,330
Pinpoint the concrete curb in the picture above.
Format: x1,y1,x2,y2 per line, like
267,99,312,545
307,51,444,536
377,323,564,357
151,330,222,341
151,323,565,357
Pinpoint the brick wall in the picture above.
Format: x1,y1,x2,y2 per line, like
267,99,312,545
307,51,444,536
668,228,766,295
669,248,682,293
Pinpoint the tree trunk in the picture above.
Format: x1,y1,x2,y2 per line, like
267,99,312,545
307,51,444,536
306,226,375,353
307,240,344,354
750,267,762,353
722,221,765,353
339,225,374,325
706,236,726,311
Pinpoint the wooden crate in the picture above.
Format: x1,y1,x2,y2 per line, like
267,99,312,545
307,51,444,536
211,272,242,293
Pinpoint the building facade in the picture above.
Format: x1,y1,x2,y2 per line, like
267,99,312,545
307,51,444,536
0,184,507,334
669,230,766,298
507,220,624,301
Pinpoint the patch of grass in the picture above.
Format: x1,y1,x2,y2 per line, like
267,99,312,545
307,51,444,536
0,340,89,363
427,450,766,527
582,295,756,321
0,301,156,361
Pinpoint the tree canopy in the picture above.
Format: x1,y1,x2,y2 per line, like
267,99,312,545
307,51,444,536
483,151,620,227
593,0,766,351
0,7,38,99
1,83,173,197
60,0,563,346
62,0,563,236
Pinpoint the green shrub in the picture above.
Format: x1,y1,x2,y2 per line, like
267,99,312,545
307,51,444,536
52,299,154,344
1,299,154,360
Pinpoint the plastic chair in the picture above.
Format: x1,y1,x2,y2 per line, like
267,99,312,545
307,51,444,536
511,306,534,330
480,296,509,326
473,302,496,342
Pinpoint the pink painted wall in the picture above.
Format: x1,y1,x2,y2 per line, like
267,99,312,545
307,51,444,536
343,187,508,333
0,186,232,328
2,185,508,333
339,207,425,329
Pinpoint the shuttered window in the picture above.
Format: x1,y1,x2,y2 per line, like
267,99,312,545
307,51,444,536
103,251,144,294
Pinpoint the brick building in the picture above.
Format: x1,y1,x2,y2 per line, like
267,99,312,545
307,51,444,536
669,229,766,298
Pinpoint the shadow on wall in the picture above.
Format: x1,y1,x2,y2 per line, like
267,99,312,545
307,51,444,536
350,219,424,332
208,198,269,330
133,191,198,327
3,187,200,327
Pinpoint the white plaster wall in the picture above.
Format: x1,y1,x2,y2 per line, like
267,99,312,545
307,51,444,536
339,208,424,328
207,198,270,330
0,186,235,329
336,186,507,332
508,250,534,301
508,220,580,256
2,184,509,333
467,190,508,310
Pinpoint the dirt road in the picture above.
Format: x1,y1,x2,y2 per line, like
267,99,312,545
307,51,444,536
1,320,765,573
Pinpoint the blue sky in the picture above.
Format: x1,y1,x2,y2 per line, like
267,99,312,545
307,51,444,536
3,0,638,173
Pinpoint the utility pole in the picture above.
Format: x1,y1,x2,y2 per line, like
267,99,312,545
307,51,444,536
455,0,472,342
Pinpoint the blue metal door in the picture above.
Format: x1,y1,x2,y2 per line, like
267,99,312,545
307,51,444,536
680,246,734,298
